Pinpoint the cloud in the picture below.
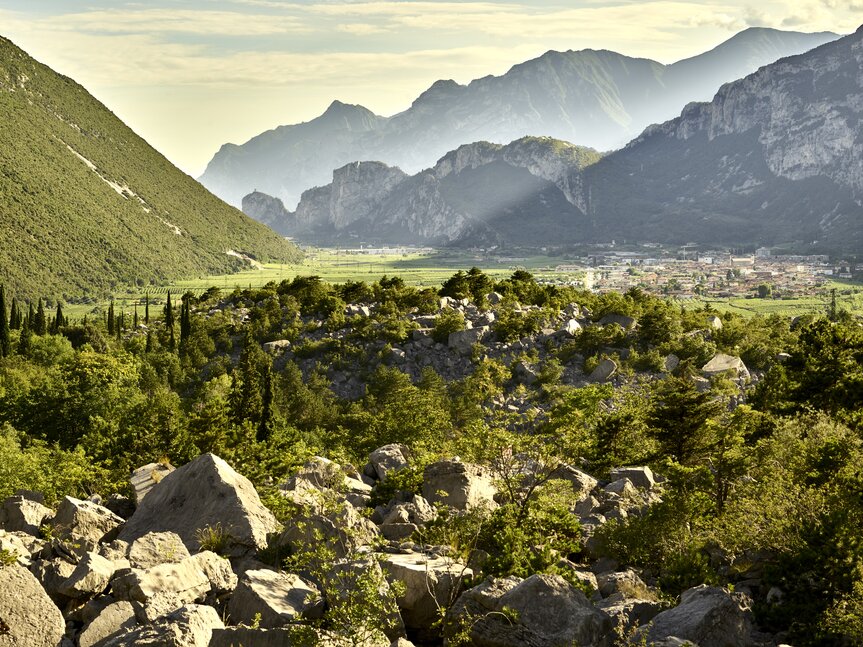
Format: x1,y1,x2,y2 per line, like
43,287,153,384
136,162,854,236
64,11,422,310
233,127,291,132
335,22,390,35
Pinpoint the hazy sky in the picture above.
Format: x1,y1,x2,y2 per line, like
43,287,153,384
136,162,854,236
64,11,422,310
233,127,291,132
2,0,860,175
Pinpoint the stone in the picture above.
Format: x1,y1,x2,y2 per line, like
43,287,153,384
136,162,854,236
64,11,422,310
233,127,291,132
0,562,66,647
514,360,539,386
609,466,656,490
111,553,211,613
118,454,281,556
563,318,582,336
51,496,125,553
209,628,297,647
131,462,175,505
128,531,191,569
279,504,380,561
486,292,504,305
551,465,598,499
368,444,410,481
422,460,496,511
598,313,637,330
596,569,649,598
0,530,41,566
447,574,610,646
262,340,292,354
589,358,618,383
604,478,638,498
707,315,723,330
104,495,136,521
0,495,51,535
598,595,663,638
78,600,138,647
58,551,115,598
189,550,238,597
31,557,78,602
642,585,752,647
664,354,681,372
381,552,473,633
101,604,223,647
227,569,324,628
701,354,750,380
447,327,488,355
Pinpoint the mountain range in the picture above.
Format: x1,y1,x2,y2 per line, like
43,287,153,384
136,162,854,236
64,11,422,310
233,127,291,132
199,27,838,210
265,27,863,252
0,36,301,299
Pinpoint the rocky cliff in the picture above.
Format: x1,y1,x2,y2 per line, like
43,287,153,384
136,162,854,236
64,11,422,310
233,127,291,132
209,28,837,210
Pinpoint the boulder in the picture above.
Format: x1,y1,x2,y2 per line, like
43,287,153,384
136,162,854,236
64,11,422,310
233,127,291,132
78,600,138,647
551,465,598,499
609,466,656,490
380,552,472,633
262,339,292,354
701,354,750,380
127,531,191,570
642,585,752,647
447,327,488,355
422,460,496,511
598,313,637,330
0,530,41,566
0,495,51,535
279,504,379,561
562,319,582,336
227,569,324,628
368,444,410,481
0,562,66,647
447,574,610,646
707,315,723,330
589,358,618,383
604,478,637,498
486,292,504,305
596,569,649,598
111,552,211,617
101,604,223,647
31,557,77,602
131,462,175,505
118,453,281,556
58,551,115,598
51,496,124,553
598,595,663,638
663,354,681,372
209,628,297,647
189,551,238,598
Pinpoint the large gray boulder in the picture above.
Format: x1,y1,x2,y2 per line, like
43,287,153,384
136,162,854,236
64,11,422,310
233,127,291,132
589,358,618,383
131,462,175,505
642,585,752,647
227,569,324,628
209,628,297,647
701,354,750,380
0,495,51,535
448,327,488,355
368,444,410,481
422,460,496,511
118,454,281,556
52,496,125,553
609,466,656,490
380,552,472,633
101,604,223,647
598,313,637,330
127,531,191,570
447,574,610,646
0,562,66,647
78,600,138,647
279,504,380,561
58,551,116,598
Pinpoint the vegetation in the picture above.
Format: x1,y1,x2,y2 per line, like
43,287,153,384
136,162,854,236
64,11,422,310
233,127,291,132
0,36,301,301
2,266,863,643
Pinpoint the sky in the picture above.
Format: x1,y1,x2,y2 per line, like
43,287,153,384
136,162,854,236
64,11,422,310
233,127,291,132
1,0,861,176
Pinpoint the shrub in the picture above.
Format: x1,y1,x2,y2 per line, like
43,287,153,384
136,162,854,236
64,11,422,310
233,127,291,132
432,309,466,344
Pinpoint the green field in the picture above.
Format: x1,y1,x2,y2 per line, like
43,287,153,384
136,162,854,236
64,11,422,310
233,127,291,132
63,249,863,320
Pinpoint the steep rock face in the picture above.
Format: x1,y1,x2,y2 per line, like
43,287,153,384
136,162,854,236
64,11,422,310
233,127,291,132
200,29,837,209
241,191,294,235
585,28,863,250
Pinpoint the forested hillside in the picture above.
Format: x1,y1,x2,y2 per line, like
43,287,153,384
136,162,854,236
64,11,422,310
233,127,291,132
0,36,301,301
1,271,862,644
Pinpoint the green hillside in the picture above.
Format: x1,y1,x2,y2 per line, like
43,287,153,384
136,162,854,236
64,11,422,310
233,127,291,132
0,36,302,300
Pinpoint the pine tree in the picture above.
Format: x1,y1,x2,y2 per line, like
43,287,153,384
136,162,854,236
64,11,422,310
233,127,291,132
0,285,9,358
145,294,150,325
107,300,115,335
27,302,34,329
52,302,65,333
9,298,19,330
133,305,138,329
257,362,275,442
165,292,175,350
17,318,31,356
34,298,47,335
146,330,153,352
180,293,192,346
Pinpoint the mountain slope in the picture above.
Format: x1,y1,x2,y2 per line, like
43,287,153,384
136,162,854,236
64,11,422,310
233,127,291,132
584,26,863,250
200,28,838,211
0,36,301,299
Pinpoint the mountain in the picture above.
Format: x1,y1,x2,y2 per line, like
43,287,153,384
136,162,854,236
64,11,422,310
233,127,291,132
283,137,600,246
199,28,838,211
0,36,301,300
582,25,863,251
275,27,863,252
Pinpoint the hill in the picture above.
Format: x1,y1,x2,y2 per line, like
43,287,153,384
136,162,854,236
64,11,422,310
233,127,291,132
199,28,838,210
0,36,302,300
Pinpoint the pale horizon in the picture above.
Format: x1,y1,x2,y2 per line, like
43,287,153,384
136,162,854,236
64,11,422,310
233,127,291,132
1,0,860,176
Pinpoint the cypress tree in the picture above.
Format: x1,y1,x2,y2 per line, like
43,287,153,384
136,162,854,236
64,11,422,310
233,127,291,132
256,362,275,442
145,294,150,325
9,298,19,330
0,285,9,358
53,302,65,333
27,302,34,329
180,293,192,346
107,300,115,335
17,318,31,356
34,298,46,335
146,330,152,352
165,292,175,350
133,304,138,329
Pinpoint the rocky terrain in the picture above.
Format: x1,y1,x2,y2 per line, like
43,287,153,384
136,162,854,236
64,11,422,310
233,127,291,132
0,449,757,647
200,28,837,209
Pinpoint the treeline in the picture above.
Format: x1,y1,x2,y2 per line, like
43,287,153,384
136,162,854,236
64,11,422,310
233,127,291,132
0,270,862,643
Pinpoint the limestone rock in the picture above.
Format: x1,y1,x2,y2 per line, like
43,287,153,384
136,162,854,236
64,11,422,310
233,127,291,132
31,557,77,603
598,313,637,330
368,444,410,481
279,504,379,560
118,454,281,556
642,585,752,647
0,495,51,535
0,562,66,647
380,552,472,633
101,604,223,647
58,551,115,598
262,340,292,354
597,569,649,598
563,318,583,336
127,531,191,570
448,327,488,355
51,496,124,553
131,462,175,505
609,466,656,490
447,574,610,646
209,628,297,647
551,465,598,499
422,460,496,511
78,600,138,647
227,569,324,628
589,358,618,383
701,354,750,380
111,553,211,614
0,530,42,566
189,550,238,597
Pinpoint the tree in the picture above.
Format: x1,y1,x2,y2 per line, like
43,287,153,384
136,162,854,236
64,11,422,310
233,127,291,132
164,291,176,350
256,362,275,442
647,376,723,465
107,300,115,335
52,302,65,333
757,283,773,299
0,285,9,358
9,298,20,330
179,293,192,347
17,318,32,356
144,294,150,325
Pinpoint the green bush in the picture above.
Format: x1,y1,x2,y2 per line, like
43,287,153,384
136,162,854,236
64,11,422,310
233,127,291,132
432,308,466,344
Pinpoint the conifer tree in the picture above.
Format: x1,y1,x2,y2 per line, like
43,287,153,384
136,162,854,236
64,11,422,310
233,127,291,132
0,285,9,358
145,294,150,325
165,292,175,350
27,302,34,329
9,298,19,330
107,300,115,335
180,293,192,346
17,318,31,356
34,298,47,335
146,330,152,353
52,302,65,333
133,304,138,329
256,362,275,442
